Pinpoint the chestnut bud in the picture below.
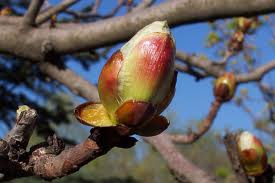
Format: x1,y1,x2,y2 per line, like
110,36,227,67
214,73,236,102
228,31,244,52
0,7,12,16
75,21,176,136
238,17,252,33
236,131,268,176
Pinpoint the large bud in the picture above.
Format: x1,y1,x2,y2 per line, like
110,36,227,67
214,73,236,102
75,21,176,136
236,131,268,176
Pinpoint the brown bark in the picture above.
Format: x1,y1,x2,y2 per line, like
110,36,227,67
0,0,275,61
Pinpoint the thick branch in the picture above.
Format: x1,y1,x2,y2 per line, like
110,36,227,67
131,0,155,12
145,134,217,183
0,125,136,181
170,99,222,144
30,128,136,180
1,0,275,61
176,52,275,84
175,62,208,81
22,0,45,27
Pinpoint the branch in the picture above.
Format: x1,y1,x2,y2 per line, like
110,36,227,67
5,106,37,150
170,99,222,144
176,51,225,78
36,0,79,25
1,0,275,61
22,0,45,27
91,0,101,14
38,62,99,102
30,128,136,180
176,52,275,84
223,133,250,183
145,134,217,183
0,106,136,181
175,62,208,81
236,61,275,83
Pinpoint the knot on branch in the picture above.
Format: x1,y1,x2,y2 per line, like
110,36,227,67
41,40,55,56
90,128,137,149
47,134,65,155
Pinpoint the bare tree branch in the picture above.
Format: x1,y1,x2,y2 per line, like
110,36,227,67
30,128,136,180
131,0,155,12
91,0,101,14
223,133,250,183
236,61,275,83
145,134,217,183
175,62,208,81
1,0,275,61
38,62,99,102
5,106,37,150
36,0,79,25
169,99,222,144
22,0,45,27
0,106,136,181
176,51,224,78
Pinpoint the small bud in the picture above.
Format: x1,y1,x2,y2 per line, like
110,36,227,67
236,131,268,176
50,14,57,28
228,31,244,52
238,17,252,33
214,73,236,102
0,7,12,16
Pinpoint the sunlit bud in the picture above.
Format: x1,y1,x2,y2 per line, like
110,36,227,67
236,131,268,176
50,14,57,28
214,73,236,102
0,7,12,16
75,21,176,136
238,17,252,33
228,31,244,52
126,0,133,6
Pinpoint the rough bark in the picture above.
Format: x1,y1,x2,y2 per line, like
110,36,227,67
0,0,275,61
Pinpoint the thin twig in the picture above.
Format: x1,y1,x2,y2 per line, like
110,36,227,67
22,0,45,27
91,0,101,14
38,61,99,102
170,99,222,144
145,133,217,183
236,61,275,83
36,0,79,25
